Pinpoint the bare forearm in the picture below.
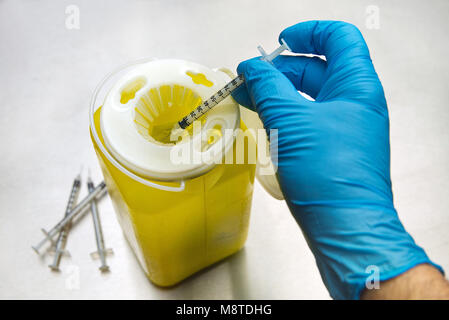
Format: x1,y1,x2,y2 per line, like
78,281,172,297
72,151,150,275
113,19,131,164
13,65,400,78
361,264,449,300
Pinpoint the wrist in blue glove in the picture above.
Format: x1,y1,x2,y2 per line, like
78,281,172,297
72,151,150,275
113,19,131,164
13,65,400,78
232,20,443,299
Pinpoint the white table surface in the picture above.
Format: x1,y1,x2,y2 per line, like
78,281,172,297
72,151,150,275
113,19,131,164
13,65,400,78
0,0,448,299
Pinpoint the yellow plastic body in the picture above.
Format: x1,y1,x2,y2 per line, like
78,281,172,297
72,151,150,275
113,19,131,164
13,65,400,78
91,107,256,286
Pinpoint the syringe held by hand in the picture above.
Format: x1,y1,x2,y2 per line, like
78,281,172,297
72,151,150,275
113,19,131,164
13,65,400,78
177,74,245,129
176,39,291,130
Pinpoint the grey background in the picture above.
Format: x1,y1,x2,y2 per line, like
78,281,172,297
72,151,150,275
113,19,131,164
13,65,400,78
0,0,448,299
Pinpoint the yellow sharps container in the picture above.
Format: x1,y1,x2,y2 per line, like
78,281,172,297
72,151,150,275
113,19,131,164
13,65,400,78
89,59,260,286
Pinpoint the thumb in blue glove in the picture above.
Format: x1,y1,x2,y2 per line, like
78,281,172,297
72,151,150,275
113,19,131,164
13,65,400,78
232,20,443,299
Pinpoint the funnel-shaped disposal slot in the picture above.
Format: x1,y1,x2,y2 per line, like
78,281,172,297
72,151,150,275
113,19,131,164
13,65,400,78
134,85,203,145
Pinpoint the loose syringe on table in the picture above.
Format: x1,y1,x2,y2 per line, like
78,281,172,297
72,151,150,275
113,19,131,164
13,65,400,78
32,180,107,254
32,39,291,254
48,172,81,271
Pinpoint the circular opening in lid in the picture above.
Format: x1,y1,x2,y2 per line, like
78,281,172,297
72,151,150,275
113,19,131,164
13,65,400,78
133,84,207,145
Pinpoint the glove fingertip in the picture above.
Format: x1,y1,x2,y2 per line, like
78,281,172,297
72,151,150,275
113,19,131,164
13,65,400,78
236,57,266,76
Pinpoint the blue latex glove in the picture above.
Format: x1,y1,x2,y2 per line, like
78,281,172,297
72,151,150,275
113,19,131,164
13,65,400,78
232,20,443,299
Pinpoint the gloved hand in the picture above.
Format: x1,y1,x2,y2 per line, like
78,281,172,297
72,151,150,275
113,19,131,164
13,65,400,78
232,20,443,299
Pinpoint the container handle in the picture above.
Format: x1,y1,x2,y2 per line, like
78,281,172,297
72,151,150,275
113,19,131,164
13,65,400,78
130,174,186,192
215,67,236,80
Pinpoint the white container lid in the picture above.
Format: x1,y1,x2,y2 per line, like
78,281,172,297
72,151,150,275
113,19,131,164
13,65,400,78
100,59,239,181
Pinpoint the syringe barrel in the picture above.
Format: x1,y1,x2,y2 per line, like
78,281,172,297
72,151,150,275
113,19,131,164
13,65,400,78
49,175,81,267
88,180,106,254
33,181,107,253
55,181,106,234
